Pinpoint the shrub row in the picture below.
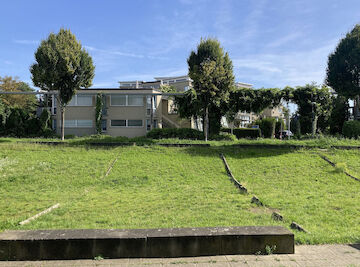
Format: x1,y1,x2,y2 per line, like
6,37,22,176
221,128,261,139
342,120,360,138
146,128,204,140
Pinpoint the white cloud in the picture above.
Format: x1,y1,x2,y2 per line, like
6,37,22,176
267,32,303,48
233,40,338,87
13,39,39,45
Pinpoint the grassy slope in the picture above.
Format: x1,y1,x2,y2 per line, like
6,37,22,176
225,148,360,244
0,144,275,231
1,142,360,244
321,149,360,178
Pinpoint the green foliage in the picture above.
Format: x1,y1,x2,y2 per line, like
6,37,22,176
31,28,95,104
291,84,333,135
228,87,282,116
95,93,103,134
39,109,51,131
275,119,285,133
0,77,37,113
326,24,360,99
342,120,360,138
209,132,237,141
222,128,261,139
30,28,95,140
256,118,276,138
181,38,235,138
329,96,350,135
146,128,204,140
160,84,177,93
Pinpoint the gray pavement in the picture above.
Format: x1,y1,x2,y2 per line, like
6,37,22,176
0,244,359,267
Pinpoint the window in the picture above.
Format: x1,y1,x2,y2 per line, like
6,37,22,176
67,95,93,106
110,95,144,106
128,120,143,127
101,120,107,132
128,95,143,106
111,95,126,106
111,119,143,127
77,95,92,106
52,119,57,130
184,86,189,91
64,120,92,128
77,120,92,127
68,97,76,106
146,119,151,131
64,120,76,127
111,120,126,127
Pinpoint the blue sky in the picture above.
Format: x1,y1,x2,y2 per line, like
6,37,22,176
0,0,359,89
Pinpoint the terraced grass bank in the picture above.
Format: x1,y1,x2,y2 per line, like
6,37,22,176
0,142,359,245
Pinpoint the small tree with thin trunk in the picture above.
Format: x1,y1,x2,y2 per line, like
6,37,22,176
30,28,95,140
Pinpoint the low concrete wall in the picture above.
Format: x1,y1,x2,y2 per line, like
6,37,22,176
0,226,294,260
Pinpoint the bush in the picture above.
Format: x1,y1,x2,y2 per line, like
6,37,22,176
342,120,360,138
256,118,276,138
146,128,204,140
222,128,261,139
210,132,237,141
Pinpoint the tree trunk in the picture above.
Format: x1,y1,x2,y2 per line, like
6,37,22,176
204,106,209,142
231,121,234,135
312,114,318,137
354,95,360,120
61,106,65,141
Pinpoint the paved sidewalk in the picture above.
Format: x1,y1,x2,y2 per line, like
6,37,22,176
0,244,359,267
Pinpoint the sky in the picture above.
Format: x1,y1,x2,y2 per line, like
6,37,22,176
0,0,360,90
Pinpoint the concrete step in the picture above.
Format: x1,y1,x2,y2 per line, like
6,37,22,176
0,226,294,260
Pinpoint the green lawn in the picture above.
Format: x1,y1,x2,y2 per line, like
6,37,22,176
225,147,360,244
0,143,275,232
321,149,360,178
1,142,359,245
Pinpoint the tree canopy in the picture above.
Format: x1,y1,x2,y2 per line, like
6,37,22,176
0,76,37,112
177,38,235,140
326,24,360,99
30,28,95,140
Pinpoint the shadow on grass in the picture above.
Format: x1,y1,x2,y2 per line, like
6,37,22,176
349,243,360,251
180,145,295,160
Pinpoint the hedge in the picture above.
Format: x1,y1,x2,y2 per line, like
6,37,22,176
146,128,204,140
222,128,261,139
342,120,360,138
256,118,276,138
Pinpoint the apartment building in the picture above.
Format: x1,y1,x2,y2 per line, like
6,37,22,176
52,75,269,137
52,88,163,137
119,75,192,92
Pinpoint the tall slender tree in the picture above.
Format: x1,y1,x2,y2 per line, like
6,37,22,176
326,24,360,119
31,28,95,140
186,38,235,141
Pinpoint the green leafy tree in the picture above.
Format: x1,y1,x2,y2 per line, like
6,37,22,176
30,28,95,140
0,76,37,113
326,24,360,119
329,95,350,135
160,84,177,93
291,84,332,136
186,38,235,141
